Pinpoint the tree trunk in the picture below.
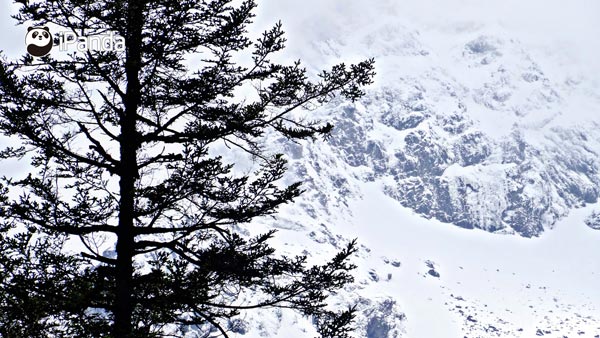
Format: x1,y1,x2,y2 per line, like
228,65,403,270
114,164,136,337
114,0,143,336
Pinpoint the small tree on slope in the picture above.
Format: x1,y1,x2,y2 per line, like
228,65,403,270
0,0,375,337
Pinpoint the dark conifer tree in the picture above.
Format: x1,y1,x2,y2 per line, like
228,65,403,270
0,0,374,337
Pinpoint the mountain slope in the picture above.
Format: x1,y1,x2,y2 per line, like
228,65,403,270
227,1,600,337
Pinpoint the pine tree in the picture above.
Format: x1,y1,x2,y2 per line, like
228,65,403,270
0,1,375,337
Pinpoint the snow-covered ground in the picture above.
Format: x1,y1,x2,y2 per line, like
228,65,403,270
234,172,600,337
351,181,600,337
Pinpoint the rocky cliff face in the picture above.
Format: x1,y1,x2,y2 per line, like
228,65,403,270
280,30,600,238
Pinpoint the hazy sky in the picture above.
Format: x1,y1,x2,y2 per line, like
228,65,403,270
2,0,598,140
2,1,599,70
0,2,25,59
254,0,600,74
3,2,599,55
2,0,599,113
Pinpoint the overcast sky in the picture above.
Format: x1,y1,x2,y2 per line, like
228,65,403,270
3,1,599,69
2,0,598,143
254,0,600,75
2,0,599,110
3,2,599,55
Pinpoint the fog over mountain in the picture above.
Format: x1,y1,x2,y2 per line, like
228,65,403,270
2,1,600,337
251,0,600,237
241,1,600,337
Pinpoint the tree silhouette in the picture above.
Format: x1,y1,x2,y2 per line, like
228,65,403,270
0,0,374,337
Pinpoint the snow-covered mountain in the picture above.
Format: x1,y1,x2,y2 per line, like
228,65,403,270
229,1,600,337
267,0,600,238
2,0,599,337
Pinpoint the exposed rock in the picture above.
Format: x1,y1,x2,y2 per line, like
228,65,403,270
584,210,600,230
